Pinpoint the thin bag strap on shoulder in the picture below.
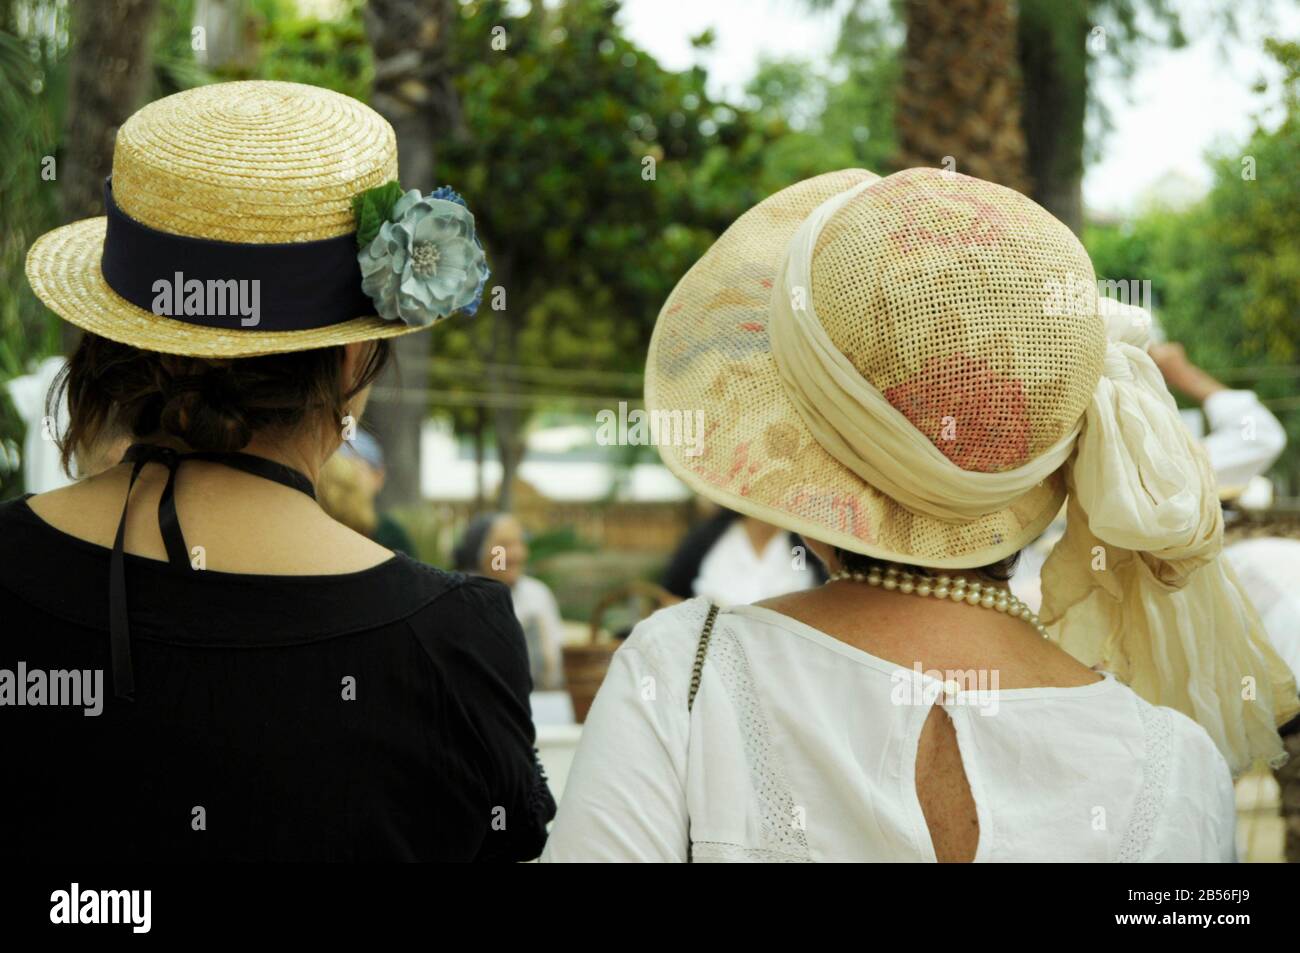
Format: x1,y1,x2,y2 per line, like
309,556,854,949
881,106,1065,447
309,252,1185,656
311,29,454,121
688,603,719,712
685,602,718,864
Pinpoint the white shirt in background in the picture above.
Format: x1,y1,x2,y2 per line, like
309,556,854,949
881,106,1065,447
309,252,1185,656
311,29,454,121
691,521,818,606
511,574,566,691
4,356,72,494
1199,389,1287,492
543,599,1236,862
1225,539,1300,686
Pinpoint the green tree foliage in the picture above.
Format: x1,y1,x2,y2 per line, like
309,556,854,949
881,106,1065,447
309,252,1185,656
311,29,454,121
742,3,899,189
162,0,373,98
244,0,372,99
0,1,69,497
1085,39,1300,492
150,0,213,96
426,0,778,479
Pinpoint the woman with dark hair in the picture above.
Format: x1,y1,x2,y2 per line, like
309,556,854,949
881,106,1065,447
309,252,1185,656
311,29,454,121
336,429,417,556
544,168,1298,862
1,81,554,861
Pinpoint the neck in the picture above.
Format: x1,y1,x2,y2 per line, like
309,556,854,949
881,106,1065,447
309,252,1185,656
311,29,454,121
741,517,781,555
131,428,334,486
239,431,333,486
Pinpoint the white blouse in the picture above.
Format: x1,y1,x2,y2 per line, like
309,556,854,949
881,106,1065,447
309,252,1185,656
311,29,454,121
542,598,1237,862
691,521,819,606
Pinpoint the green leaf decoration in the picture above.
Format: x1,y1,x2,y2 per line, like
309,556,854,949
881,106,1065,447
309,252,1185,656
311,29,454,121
351,180,404,248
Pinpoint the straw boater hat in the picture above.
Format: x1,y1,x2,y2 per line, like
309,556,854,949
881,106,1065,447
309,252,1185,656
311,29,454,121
646,167,1298,775
22,81,491,704
26,80,489,357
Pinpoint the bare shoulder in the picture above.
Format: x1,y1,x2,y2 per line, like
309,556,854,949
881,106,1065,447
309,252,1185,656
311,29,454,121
302,514,395,571
25,468,133,546
754,586,822,615
754,583,1104,689
25,465,394,574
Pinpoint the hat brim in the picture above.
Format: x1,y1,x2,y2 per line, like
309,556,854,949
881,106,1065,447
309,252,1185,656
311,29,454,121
644,169,1065,570
26,217,428,358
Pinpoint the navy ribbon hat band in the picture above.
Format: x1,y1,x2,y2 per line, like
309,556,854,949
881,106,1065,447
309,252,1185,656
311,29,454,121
99,178,375,331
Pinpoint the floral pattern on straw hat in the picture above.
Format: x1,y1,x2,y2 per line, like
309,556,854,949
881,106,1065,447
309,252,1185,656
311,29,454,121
354,182,490,327
883,353,1031,473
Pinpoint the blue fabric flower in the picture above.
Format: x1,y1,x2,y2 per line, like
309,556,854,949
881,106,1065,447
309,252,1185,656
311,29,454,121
428,185,469,208
357,188,490,328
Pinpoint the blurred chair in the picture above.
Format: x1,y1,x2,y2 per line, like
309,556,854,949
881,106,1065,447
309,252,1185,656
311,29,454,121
563,580,674,722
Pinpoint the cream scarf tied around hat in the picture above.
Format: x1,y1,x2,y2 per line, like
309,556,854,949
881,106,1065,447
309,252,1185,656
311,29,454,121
771,180,1299,776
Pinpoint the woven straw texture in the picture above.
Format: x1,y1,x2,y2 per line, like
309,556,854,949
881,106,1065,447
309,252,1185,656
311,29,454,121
26,80,418,357
645,167,1107,568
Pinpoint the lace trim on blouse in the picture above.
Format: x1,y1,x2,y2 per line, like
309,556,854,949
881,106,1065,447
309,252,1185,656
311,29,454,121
691,841,809,863
1117,700,1173,862
689,613,812,862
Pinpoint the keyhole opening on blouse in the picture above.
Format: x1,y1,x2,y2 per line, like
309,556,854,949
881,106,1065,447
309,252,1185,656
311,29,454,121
915,704,980,863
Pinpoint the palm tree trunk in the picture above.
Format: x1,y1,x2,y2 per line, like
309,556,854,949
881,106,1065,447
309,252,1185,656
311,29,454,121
1017,0,1088,233
60,0,160,352
895,0,1030,193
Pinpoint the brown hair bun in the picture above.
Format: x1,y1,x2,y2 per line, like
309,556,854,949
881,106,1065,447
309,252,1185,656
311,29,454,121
51,332,391,473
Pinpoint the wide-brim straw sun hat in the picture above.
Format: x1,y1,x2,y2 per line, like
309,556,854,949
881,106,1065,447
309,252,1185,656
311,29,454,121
649,167,1101,570
646,167,1299,774
26,80,489,357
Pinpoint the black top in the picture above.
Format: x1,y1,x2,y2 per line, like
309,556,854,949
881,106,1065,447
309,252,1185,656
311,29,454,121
0,494,556,861
106,443,326,701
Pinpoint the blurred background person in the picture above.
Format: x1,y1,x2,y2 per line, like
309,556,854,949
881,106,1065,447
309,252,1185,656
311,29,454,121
5,356,72,493
338,429,415,556
317,431,417,556
454,512,566,691
316,448,379,540
1148,340,1287,498
1150,337,1300,864
7,355,140,484
660,506,826,606
1228,528,1300,863
1145,339,1297,682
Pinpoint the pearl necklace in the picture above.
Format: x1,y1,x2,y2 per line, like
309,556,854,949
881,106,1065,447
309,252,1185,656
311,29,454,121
828,565,1049,639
